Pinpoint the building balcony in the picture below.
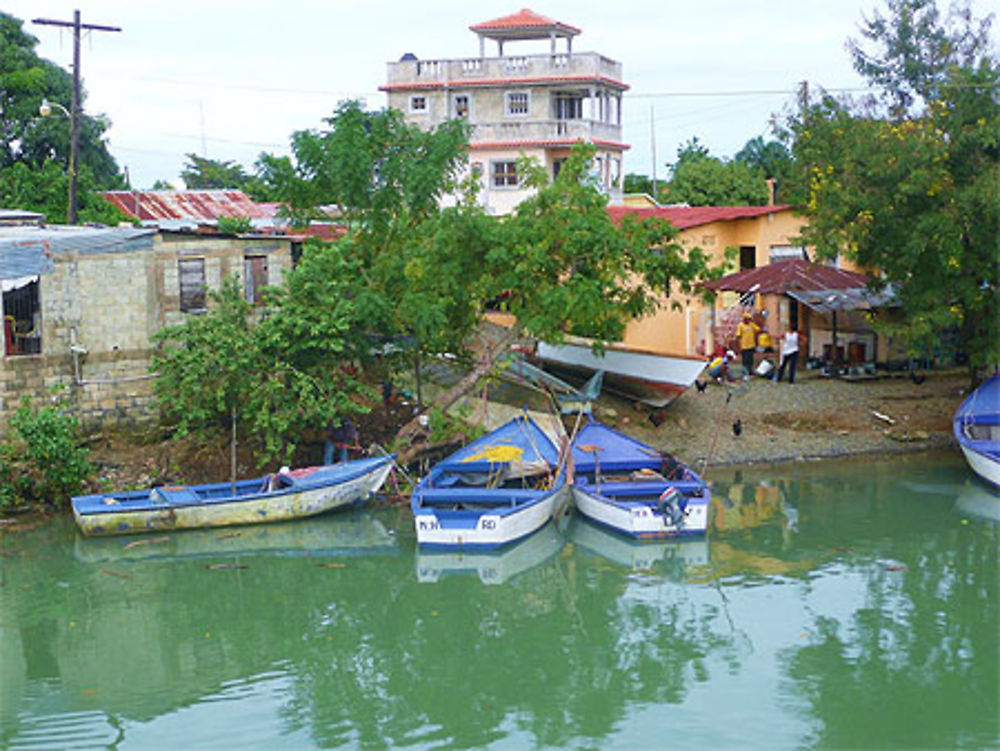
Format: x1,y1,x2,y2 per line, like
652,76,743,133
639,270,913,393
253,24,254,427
385,52,624,89
469,119,623,146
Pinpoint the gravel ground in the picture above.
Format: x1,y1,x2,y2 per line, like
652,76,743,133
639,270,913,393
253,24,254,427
591,367,968,469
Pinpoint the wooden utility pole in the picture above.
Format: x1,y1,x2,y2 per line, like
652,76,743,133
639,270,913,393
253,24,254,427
33,11,121,225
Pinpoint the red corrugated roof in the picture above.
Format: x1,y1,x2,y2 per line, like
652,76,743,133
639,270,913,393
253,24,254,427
470,9,581,36
470,138,629,151
101,190,270,222
381,75,629,92
703,258,871,293
607,204,791,230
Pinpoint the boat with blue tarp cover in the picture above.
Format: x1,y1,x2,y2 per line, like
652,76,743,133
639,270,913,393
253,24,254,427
71,455,396,536
411,413,570,549
569,419,709,538
953,373,1000,489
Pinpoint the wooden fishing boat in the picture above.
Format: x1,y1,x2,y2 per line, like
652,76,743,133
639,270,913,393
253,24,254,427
411,414,570,549
71,455,396,536
953,373,1000,489
535,338,706,408
569,419,709,538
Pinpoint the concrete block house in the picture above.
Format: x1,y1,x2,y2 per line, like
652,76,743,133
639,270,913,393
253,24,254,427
0,220,294,430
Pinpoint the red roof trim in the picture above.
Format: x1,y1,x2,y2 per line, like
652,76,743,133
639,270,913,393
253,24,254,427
607,204,791,230
381,75,629,92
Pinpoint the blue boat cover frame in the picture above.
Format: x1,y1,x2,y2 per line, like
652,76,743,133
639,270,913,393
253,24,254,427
570,419,663,473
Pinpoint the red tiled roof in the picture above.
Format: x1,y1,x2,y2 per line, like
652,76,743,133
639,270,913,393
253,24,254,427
607,204,790,230
470,9,581,36
102,190,269,222
703,258,871,293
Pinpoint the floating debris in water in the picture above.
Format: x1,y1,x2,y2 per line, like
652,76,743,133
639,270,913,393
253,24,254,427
206,563,248,570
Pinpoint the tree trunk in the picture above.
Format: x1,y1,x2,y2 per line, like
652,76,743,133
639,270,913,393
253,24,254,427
394,327,520,443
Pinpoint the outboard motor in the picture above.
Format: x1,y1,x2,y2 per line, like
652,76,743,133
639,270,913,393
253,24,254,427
658,487,687,528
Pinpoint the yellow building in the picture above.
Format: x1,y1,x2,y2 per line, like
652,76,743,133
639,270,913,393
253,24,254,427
607,204,809,358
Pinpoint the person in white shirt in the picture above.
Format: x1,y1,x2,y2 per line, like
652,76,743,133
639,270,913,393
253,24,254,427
775,327,806,383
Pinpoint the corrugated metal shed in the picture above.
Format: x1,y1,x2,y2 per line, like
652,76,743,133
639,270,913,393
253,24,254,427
702,258,872,293
0,226,155,281
101,190,270,222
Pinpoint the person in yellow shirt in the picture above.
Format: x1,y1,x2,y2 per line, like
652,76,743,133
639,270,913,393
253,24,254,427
736,312,760,379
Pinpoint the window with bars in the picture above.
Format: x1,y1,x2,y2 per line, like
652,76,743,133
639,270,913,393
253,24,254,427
454,94,469,118
179,258,207,312
244,255,269,305
492,161,518,188
410,95,427,113
2,278,41,356
505,91,529,116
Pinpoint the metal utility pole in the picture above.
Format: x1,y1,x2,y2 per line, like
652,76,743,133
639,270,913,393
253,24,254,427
33,11,121,225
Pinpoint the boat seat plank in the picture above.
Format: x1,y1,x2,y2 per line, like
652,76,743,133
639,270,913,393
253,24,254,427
416,487,541,505
151,486,202,505
577,480,705,497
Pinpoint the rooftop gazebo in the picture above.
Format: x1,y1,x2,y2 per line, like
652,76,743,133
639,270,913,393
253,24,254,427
470,8,581,57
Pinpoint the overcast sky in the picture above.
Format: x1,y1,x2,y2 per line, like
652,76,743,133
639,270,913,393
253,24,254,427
6,0,995,189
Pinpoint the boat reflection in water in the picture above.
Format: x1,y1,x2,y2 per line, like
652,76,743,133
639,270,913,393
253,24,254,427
953,480,1000,523
568,514,710,576
415,518,566,584
74,510,397,564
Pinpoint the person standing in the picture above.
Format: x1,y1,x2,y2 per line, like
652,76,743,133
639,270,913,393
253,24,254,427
775,327,806,384
736,312,760,380
324,417,359,464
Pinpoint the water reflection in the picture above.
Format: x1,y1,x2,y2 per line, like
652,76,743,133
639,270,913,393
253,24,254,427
1,452,997,749
415,519,565,584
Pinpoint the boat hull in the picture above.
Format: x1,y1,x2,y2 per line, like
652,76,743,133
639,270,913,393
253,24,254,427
536,341,706,408
571,486,710,539
958,444,1000,490
72,458,395,536
413,485,570,550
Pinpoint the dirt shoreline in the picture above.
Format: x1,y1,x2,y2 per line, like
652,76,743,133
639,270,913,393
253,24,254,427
595,367,966,470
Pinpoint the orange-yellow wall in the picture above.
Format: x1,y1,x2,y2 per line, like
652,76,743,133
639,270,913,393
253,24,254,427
622,208,808,357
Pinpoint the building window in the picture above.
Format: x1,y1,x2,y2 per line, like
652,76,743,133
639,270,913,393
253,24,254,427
505,91,529,117
244,255,269,305
739,246,757,271
179,258,207,312
554,92,584,120
492,161,518,188
552,158,567,181
454,94,469,118
2,277,41,356
409,95,427,113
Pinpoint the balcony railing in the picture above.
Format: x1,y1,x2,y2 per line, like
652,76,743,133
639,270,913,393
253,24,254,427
386,52,623,88
470,119,623,144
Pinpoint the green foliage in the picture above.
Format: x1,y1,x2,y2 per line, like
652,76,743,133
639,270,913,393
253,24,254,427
0,394,93,509
787,0,999,371
496,145,716,345
734,136,799,203
665,138,769,206
216,215,253,235
0,159,130,225
0,12,124,199
152,275,371,465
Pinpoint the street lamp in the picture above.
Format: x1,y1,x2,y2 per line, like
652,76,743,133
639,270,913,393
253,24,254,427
38,97,78,225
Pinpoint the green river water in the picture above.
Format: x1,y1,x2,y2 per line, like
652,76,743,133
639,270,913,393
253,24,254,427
1,450,997,750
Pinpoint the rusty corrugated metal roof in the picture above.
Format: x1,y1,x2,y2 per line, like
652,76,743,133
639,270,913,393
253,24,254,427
607,205,791,230
703,258,872,294
101,190,270,222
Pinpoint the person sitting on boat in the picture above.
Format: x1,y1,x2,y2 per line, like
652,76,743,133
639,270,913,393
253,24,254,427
266,466,291,492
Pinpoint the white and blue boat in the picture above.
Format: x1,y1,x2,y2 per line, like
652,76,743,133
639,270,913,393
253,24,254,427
72,455,396,536
953,373,1000,489
569,419,709,539
411,414,570,549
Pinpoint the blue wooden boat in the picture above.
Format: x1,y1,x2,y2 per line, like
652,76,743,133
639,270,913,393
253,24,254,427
411,414,570,549
71,455,396,536
569,419,709,538
953,373,1000,489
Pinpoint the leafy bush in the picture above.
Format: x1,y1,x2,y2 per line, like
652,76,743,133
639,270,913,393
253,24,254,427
0,396,93,509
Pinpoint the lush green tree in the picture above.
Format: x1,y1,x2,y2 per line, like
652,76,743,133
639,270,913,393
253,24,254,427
151,276,371,468
0,12,124,199
734,136,799,203
788,0,999,376
180,153,250,189
622,172,668,203
665,138,769,205
0,393,93,509
0,159,128,224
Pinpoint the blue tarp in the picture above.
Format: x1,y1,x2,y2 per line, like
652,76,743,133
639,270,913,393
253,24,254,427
570,420,663,473
436,414,559,474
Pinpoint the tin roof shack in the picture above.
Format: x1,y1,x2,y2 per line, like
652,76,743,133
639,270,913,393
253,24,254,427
0,225,294,430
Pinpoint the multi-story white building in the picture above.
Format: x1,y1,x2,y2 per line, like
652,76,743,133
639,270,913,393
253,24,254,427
382,9,628,214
